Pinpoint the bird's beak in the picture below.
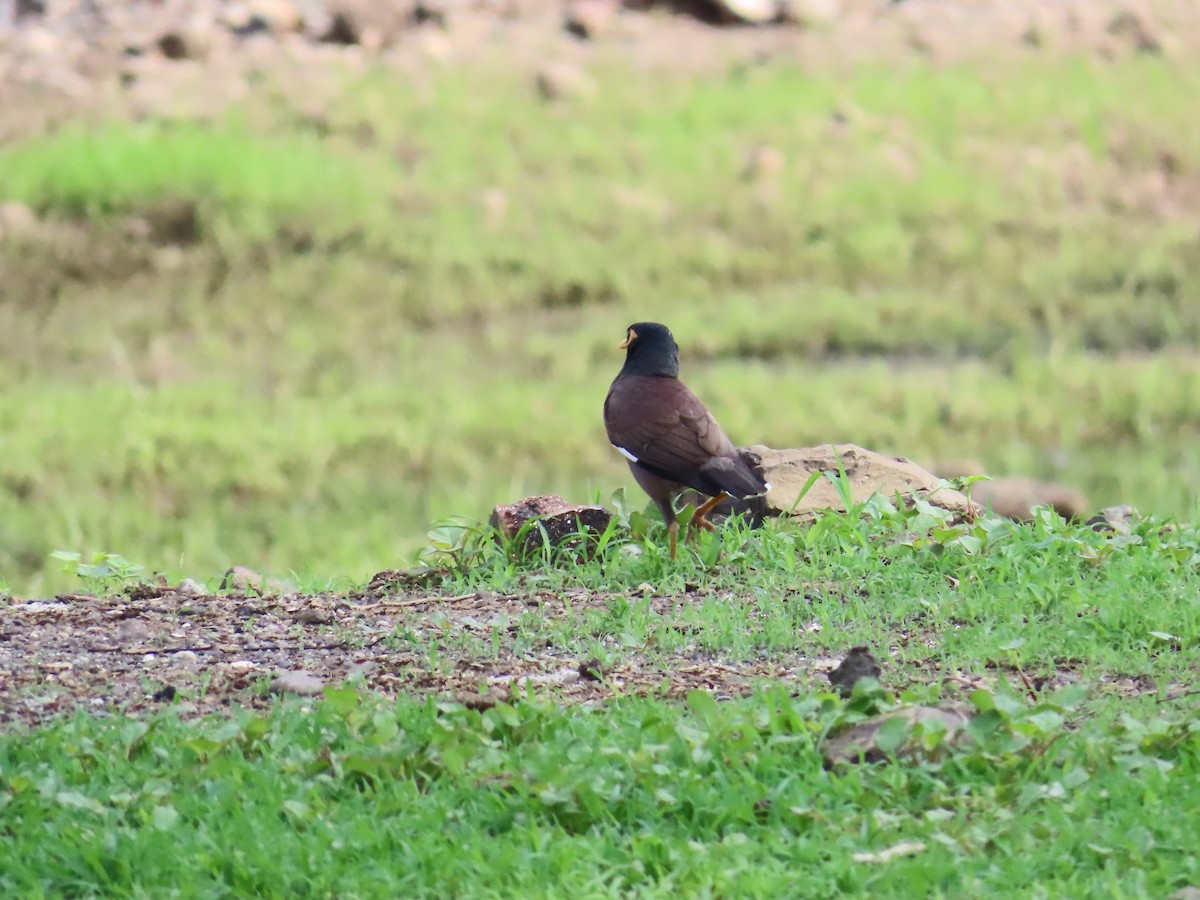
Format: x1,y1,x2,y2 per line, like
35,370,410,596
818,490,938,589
618,328,637,350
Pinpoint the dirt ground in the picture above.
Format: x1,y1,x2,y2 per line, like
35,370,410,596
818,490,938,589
2,572,1171,728
0,579,849,726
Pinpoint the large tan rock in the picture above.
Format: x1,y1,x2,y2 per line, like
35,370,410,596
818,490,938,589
741,444,979,522
929,460,1090,522
967,477,1090,522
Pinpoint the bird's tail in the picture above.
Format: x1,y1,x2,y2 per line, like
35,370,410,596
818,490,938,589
699,453,770,499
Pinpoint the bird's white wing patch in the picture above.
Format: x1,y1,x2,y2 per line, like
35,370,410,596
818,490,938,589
613,444,639,463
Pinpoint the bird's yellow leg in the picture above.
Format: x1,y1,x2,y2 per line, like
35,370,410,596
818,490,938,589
690,492,732,533
667,520,680,560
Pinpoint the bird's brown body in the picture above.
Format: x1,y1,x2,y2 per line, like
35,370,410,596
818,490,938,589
603,322,767,558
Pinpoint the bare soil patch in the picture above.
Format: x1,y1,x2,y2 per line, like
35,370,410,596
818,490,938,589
1,579,1183,728
0,583,846,728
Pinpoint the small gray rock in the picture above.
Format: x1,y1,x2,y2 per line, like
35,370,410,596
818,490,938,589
271,670,326,696
1087,505,1140,535
533,63,597,103
221,566,288,595
294,608,332,625
116,619,151,644
489,494,612,553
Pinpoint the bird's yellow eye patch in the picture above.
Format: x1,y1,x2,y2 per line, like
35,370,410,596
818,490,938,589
618,327,637,350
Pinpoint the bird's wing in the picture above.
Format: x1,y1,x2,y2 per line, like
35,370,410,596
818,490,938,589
605,378,765,497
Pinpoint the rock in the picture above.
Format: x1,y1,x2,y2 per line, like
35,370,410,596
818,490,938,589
127,198,200,245
930,458,987,479
1087,504,1140,535
455,687,509,711
578,658,605,681
116,619,151,644
175,578,207,596
737,444,979,523
879,142,919,181
489,494,614,553
220,566,288,596
1107,8,1161,54
478,187,507,227
1168,888,1200,900
224,0,306,35
293,0,335,36
741,143,786,182
533,61,596,102
0,200,38,242
271,670,326,696
321,0,409,48
18,25,58,58
157,18,215,61
827,646,882,698
780,0,841,28
412,0,451,27
153,247,186,274
966,477,1090,523
822,706,970,766
718,0,780,25
294,607,332,625
10,0,46,24
171,650,199,668
365,566,445,593
564,0,619,39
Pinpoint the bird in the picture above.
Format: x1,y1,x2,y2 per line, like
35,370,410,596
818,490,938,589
603,321,769,559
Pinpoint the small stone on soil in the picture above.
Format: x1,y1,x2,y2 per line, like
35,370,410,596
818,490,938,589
294,608,332,625
271,670,326,696
151,684,177,702
578,658,605,681
827,646,882,698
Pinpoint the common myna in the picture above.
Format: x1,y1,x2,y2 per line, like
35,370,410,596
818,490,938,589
603,322,769,559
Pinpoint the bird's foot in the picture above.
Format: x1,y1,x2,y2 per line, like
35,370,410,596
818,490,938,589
689,492,731,535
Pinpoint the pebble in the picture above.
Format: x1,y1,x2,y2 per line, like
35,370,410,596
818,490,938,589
271,670,326,696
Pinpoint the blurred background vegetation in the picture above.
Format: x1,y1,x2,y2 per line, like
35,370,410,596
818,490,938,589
1,1,1198,594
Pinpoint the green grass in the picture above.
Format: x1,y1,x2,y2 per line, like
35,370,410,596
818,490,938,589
2,51,1200,592
2,686,1198,897
0,119,377,239
416,488,1200,677
4,503,1200,895
3,488,1200,894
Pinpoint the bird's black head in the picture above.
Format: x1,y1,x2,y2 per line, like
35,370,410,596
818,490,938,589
618,322,680,377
